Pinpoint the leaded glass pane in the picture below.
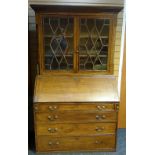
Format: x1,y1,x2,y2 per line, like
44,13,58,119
79,18,110,71
43,17,74,70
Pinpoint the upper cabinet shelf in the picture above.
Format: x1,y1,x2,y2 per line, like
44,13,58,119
31,4,123,74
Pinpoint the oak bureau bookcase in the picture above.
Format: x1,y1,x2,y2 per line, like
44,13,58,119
31,4,123,153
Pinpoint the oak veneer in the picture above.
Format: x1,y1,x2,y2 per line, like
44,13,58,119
33,75,119,152
36,122,116,136
31,4,122,153
34,75,119,102
34,103,115,112
37,135,116,152
35,111,117,123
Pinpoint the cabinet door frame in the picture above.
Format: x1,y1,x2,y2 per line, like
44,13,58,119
37,14,76,74
36,12,117,75
77,14,115,74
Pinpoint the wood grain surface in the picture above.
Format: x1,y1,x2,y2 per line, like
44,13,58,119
34,103,115,112
34,75,119,102
35,111,117,123
31,3,123,152
37,135,116,152
36,122,116,136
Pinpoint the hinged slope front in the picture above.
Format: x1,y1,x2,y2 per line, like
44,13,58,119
34,75,119,102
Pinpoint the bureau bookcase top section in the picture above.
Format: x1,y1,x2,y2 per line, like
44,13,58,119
31,5,123,75
31,4,122,153
34,75,119,102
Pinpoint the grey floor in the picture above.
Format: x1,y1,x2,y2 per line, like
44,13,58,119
28,129,126,155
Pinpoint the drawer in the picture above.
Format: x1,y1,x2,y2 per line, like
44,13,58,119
36,123,116,136
34,103,115,112
35,111,117,123
37,135,116,152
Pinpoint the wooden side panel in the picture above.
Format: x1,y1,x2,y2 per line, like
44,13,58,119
28,31,38,96
114,10,124,78
118,32,126,128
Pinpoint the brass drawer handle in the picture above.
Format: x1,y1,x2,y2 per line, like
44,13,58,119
95,127,105,132
48,115,58,121
48,128,58,133
95,140,103,144
102,115,106,119
96,115,106,120
48,105,58,111
48,141,59,145
97,105,106,110
55,141,60,145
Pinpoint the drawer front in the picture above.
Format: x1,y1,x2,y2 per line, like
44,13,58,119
37,135,116,152
35,111,117,123
34,103,115,112
36,123,116,136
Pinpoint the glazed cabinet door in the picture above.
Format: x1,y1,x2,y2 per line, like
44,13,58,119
78,16,114,73
37,14,115,74
38,15,75,72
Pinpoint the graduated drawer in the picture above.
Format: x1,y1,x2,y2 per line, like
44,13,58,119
34,103,115,112
35,111,117,123
36,123,116,136
37,135,116,152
